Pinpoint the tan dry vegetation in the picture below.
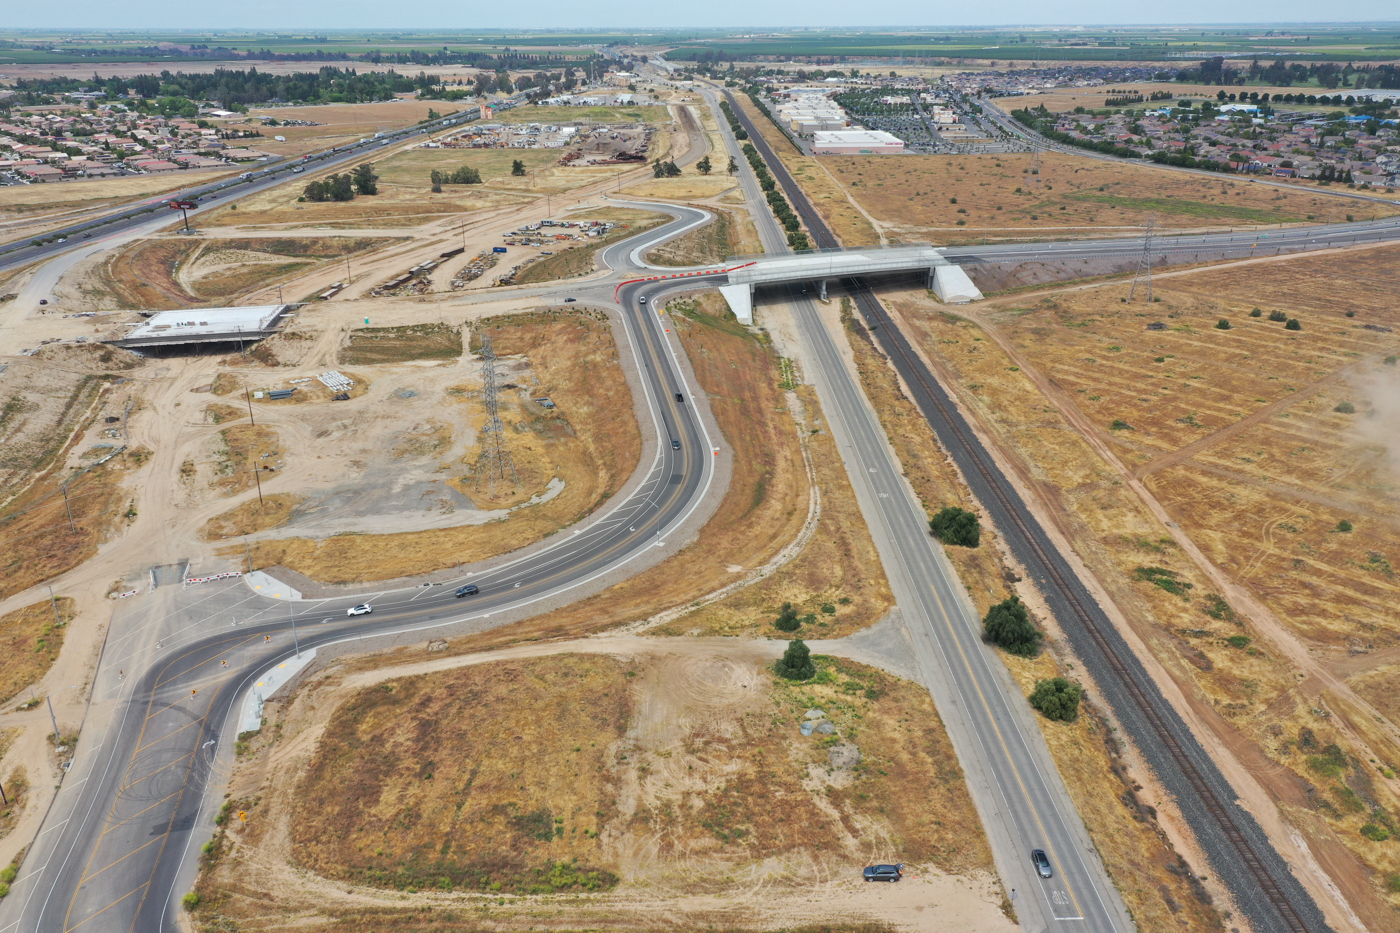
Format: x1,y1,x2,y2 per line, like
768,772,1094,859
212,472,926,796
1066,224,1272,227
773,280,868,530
843,292,1231,930
0,170,238,227
93,236,396,310
244,99,475,158
625,174,739,201
1022,82,1366,114
647,206,762,267
339,322,462,366
818,152,1397,244
203,403,244,425
514,210,668,285
0,765,29,843
194,646,990,931
291,654,629,893
247,309,639,582
880,246,1400,924
201,494,302,542
211,424,281,497
0,597,74,706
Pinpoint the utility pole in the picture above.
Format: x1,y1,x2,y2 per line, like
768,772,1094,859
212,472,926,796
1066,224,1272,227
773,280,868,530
46,585,62,625
244,537,253,573
289,598,300,658
46,695,61,741
1129,215,1158,303
345,256,352,284
252,464,264,507
61,484,76,533
244,387,256,426
474,335,520,497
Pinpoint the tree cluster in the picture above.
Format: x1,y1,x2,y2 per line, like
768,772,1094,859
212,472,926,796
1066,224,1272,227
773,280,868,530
928,506,980,548
430,166,482,190
651,159,681,178
774,638,816,681
982,596,1042,657
303,173,356,202
717,99,748,140
1029,677,1082,722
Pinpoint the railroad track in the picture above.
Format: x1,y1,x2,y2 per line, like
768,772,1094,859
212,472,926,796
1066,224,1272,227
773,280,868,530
721,86,1327,933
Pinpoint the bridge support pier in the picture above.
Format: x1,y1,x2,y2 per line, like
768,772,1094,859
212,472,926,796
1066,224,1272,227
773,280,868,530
929,264,984,304
818,279,828,301
718,283,754,325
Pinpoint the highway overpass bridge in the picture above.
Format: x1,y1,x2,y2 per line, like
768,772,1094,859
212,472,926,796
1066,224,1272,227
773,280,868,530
718,244,983,323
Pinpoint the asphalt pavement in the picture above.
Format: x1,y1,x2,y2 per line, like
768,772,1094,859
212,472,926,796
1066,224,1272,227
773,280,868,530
0,217,719,933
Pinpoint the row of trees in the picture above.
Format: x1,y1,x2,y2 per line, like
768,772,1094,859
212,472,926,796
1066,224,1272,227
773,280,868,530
430,166,482,191
740,142,809,250
717,99,749,140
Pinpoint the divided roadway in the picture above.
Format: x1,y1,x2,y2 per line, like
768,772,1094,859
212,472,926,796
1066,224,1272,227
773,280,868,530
721,86,1334,933
0,221,716,933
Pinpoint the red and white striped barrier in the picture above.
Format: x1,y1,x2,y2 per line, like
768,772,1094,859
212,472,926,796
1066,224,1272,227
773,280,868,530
183,571,244,587
108,590,139,599
613,261,757,302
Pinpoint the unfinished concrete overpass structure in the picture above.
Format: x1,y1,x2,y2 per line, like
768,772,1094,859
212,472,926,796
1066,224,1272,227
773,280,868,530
717,244,982,324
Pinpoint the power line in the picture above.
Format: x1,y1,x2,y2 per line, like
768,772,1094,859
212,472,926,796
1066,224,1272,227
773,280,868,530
1129,214,1157,303
473,334,519,498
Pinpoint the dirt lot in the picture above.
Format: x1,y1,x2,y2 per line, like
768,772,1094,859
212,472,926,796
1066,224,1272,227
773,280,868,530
817,151,1399,244
86,235,396,310
246,308,641,582
880,242,1400,926
192,642,1005,932
339,322,462,366
513,209,667,284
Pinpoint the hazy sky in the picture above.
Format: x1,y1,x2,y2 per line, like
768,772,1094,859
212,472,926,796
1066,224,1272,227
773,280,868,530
5,2,1399,30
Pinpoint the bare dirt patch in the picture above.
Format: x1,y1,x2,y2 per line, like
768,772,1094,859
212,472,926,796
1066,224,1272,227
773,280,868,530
513,209,668,285
247,308,640,583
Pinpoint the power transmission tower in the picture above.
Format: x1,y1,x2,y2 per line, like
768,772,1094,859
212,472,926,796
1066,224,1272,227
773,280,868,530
1129,215,1158,303
473,334,519,497
1029,144,1043,186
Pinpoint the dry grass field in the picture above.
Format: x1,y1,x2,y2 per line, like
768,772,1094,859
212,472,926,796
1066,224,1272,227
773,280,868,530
246,100,471,159
879,242,1400,925
90,235,396,310
339,322,462,366
818,152,1399,244
646,206,762,267
0,598,74,706
1022,82,1367,114
0,170,238,234
248,308,641,582
194,646,993,930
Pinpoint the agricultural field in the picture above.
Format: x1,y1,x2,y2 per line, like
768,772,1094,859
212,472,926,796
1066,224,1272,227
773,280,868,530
192,644,1003,931
83,235,396,309
880,241,1400,925
818,151,1398,244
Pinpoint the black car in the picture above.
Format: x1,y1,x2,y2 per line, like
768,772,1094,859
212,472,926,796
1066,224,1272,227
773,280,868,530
863,864,903,882
564,297,577,302
1032,849,1053,879
670,439,681,450
455,584,480,597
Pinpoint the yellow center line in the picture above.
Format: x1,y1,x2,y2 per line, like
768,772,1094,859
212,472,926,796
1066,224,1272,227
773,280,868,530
90,788,186,839
62,882,148,933
76,833,166,886
131,716,208,757
926,581,1088,919
116,751,194,795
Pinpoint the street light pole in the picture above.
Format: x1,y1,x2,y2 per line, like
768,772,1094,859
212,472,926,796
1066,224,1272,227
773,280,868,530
290,599,300,658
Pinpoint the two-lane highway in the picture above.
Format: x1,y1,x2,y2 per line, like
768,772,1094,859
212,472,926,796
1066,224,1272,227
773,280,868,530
2,220,719,933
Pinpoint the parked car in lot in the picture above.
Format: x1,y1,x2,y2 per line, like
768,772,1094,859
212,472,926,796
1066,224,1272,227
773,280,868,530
863,864,903,882
346,604,373,616
1032,849,1053,879
455,584,480,597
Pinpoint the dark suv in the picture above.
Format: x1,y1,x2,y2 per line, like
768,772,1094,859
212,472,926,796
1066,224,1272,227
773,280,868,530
863,863,903,882
455,584,480,597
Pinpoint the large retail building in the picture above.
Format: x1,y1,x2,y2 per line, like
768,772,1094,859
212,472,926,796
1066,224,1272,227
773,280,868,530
810,130,904,155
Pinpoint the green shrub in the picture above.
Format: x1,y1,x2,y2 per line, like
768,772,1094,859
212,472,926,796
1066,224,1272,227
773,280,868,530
775,639,816,681
1335,520,1353,533
1110,419,1133,431
1134,566,1193,598
1285,318,1302,331
1360,824,1390,842
820,604,836,615
1226,634,1250,649
1306,743,1348,778
1268,309,1288,322
182,892,200,910
0,867,13,884
929,506,981,548
1029,678,1082,722
1249,308,1262,317
983,596,1041,657
1333,401,1355,414
1386,874,1400,894
1386,356,1398,366
773,602,800,632
1215,319,1231,330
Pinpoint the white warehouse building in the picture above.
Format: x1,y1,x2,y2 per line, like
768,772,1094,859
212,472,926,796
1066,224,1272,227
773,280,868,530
811,130,904,155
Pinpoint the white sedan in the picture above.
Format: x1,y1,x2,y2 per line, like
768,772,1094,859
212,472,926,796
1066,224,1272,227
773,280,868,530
346,604,373,617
